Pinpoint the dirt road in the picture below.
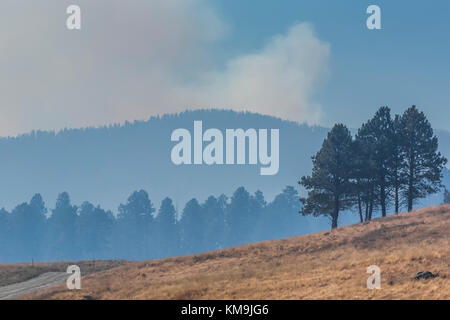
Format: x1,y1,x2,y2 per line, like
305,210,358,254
0,272,67,300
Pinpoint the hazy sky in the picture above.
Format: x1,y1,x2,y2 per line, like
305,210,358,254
0,0,449,137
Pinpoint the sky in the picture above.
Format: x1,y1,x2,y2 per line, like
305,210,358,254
0,0,449,137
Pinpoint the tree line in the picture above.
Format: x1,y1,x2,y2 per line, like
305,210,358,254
300,106,448,229
0,186,306,262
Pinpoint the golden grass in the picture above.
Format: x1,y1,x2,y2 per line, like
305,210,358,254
23,205,450,300
0,260,129,287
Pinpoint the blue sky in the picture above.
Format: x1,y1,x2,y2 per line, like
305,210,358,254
215,0,450,130
0,0,448,136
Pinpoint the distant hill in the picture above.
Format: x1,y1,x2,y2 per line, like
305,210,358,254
23,205,450,300
0,109,448,227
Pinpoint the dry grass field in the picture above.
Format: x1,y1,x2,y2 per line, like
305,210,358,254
0,260,129,287
23,205,450,300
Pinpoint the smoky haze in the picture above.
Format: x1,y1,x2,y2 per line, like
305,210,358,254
0,0,329,137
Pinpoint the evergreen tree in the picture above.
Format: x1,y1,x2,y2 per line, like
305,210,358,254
155,197,179,258
299,124,354,229
78,201,113,259
27,194,47,260
179,198,204,254
0,208,10,261
353,131,378,221
227,187,255,245
263,186,301,239
46,192,78,260
399,106,447,211
356,107,395,217
9,194,47,261
202,195,227,250
10,203,31,261
251,190,268,241
390,114,406,213
116,190,155,259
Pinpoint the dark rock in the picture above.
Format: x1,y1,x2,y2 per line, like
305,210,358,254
414,271,438,280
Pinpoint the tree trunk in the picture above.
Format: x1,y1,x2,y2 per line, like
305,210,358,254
408,154,414,212
331,196,339,229
331,214,338,229
358,194,363,223
395,184,399,214
365,201,369,222
380,184,386,217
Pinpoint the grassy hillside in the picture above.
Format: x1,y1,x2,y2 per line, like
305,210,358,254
23,205,449,300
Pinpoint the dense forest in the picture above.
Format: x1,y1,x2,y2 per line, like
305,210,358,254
0,185,319,262
300,106,448,228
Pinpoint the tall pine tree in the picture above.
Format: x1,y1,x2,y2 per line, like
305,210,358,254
399,106,447,211
299,124,354,229
356,107,395,217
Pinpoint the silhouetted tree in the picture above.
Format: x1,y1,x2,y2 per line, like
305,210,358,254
9,203,30,261
390,114,406,213
263,186,301,239
179,198,204,254
0,208,10,261
300,124,354,229
353,131,378,221
227,187,255,245
116,190,155,259
9,194,47,262
202,195,227,250
27,194,47,259
78,201,114,259
46,192,78,260
399,106,447,211
357,107,396,217
155,197,179,257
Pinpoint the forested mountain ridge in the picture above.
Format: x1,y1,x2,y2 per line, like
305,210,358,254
0,110,330,212
1,109,447,213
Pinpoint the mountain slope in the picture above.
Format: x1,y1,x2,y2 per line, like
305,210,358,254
24,205,450,300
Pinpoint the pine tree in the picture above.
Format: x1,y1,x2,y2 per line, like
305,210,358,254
390,114,406,213
46,192,78,260
299,124,354,229
116,189,155,259
227,187,255,245
27,194,47,260
0,208,10,261
264,186,301,238
179,198,203,254
353,124,378,221
356,107,395,217
155,197,179,257
78,201,113,259
201,194,227,250
399,106,447,211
